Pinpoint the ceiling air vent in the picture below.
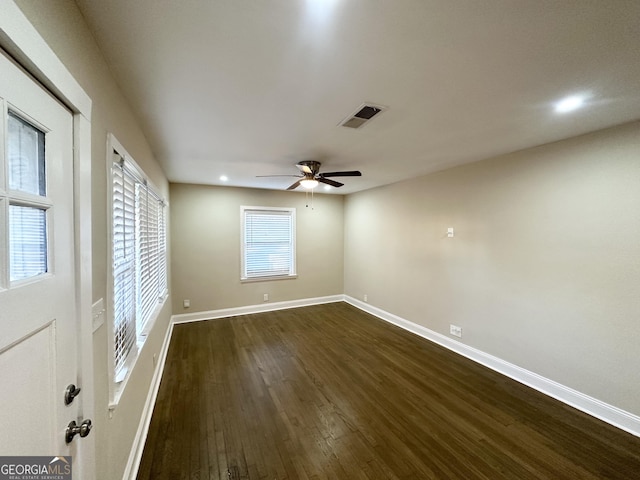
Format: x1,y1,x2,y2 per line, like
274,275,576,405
339,103,386,129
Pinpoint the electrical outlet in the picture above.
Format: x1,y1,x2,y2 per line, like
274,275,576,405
450,324,462,337
263,293,269,302
364,294,368,302
183,299,190,308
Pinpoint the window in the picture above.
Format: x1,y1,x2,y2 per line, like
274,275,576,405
5,111,50,283
9,205,47,282
111,146,167,385
241,206,296,281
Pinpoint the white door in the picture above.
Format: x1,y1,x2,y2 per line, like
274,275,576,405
0,48,86,464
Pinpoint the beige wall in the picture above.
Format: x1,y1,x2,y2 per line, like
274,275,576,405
14,2,172,479
171,184,344,313
345,121,640,417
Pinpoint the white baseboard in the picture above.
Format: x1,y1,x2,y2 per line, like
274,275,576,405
122,320,176,480
344,295,640,438
171,294,344,324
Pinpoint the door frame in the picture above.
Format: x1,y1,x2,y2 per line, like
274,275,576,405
0,2,94,479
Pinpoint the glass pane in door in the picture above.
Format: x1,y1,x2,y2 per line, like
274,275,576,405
8,112,46,196
9,205,47,281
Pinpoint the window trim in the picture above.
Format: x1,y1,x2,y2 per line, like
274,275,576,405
240,205,297,282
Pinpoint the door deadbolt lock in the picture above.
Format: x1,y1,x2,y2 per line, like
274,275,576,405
65,419,92,444
64,384,81,405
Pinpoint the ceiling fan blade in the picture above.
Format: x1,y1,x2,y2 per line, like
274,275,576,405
320,170,362,177
286,180,302,190
296,164,313,174
318,177,344,188
256,175,301,178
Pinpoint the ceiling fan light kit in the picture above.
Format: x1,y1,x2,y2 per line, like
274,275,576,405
300,179,319,189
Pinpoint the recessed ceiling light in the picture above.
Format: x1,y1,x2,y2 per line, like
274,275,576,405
324,185,332,191
219,175,228,182
554,95,586,113
305,0,339,23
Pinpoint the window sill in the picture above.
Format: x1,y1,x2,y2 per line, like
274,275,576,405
109,295,167,410
110,360,135,409
241,274,297,283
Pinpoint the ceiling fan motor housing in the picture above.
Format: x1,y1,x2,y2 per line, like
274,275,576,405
297,160,322,176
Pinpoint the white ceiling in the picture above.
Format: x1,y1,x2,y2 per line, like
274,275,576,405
74,0,640,194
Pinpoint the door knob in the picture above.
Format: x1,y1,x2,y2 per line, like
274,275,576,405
65,419,92,444
64,384,81,405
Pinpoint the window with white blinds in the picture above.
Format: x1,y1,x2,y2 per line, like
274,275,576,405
7,111,49,283
112,152,167,383
241,206,296,280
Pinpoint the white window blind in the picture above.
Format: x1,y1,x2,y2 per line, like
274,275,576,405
158,205,167,294
112,160,137,380
112,152,167,383
136,181,165,331
241,207,296,280
9,205,47,281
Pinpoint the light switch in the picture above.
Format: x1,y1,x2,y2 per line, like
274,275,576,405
92,298,105,332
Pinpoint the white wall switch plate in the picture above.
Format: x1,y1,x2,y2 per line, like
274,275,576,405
92,298,105,333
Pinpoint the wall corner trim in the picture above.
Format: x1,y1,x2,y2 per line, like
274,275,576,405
343,295,640,438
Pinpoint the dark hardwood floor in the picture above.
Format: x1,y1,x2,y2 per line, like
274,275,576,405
137,302,640,479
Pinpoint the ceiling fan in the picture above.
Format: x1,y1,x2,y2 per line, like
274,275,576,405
258,160,362,190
